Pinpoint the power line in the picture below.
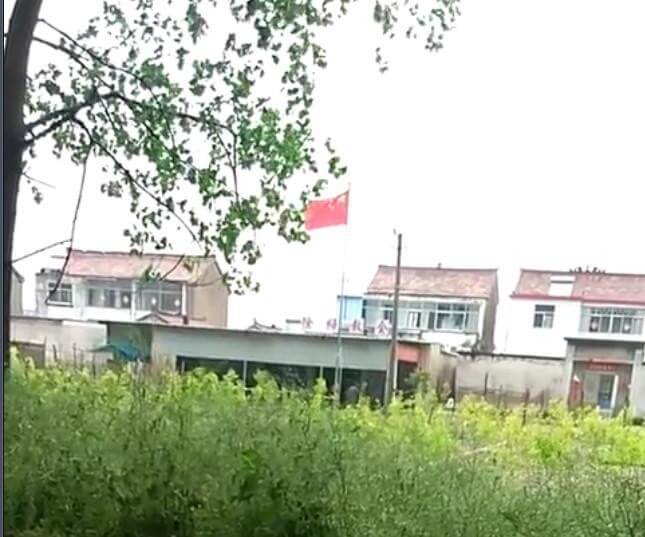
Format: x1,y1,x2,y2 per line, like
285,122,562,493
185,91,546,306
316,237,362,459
46,147,91,301
22,171,55,189
12,238,71,263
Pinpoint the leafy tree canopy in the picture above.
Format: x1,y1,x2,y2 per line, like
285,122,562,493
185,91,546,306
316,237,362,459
22,0,461,292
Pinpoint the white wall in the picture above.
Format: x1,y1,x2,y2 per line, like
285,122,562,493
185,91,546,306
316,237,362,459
504,298,645,358
35,274,84,320
631,355,645,417
36,273,157,323
10,316,108,365
503,298,580,357
417,330,479,350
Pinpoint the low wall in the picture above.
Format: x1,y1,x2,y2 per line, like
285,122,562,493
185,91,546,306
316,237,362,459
10,316,109,367
631,360,645,417
457,353,566,406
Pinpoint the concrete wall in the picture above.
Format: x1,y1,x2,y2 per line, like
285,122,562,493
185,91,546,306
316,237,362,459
148,324,392,371
631,356,645,416
457,353,566,404
10,316,109,366
417,344,459,395
189,260,228,327
10,270,23,316
573,341,639,362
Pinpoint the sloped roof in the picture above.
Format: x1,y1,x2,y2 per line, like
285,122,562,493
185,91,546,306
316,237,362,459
512,269,645,305
56,249,220,284
11,266,24,283
135,311,214,327
366,265,498,300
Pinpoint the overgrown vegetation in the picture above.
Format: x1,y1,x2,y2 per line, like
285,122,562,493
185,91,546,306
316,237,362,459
5,360,645,537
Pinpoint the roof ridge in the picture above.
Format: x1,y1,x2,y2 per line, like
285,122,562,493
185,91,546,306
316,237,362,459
70,248,212,260
377,264,497,273
520,268,645,278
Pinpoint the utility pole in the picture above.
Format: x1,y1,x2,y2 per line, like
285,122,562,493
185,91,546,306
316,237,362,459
384,232,402,408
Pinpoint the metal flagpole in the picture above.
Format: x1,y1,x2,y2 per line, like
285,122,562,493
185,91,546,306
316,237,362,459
333,261,347,403
333,187,350,404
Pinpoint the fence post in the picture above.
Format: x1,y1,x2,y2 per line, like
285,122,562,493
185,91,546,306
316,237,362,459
522,388,530,426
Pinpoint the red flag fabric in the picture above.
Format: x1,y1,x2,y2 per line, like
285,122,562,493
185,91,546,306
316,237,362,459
305,191,349,230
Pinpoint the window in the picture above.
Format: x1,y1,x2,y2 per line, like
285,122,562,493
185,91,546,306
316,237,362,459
549,275,574,297
138,281,182,314
533,305,555,328
382,306,393,322
427,302,479,332
406,311,422,329
87,280,132,309
47,282,73,306
581,306,644,335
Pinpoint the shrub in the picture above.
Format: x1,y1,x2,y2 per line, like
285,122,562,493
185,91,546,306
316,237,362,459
4,363,644,537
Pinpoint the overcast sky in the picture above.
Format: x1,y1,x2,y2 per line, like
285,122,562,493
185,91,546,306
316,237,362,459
8,1,645,348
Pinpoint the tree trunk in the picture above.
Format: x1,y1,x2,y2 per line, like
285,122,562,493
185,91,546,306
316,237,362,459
3,0,43,371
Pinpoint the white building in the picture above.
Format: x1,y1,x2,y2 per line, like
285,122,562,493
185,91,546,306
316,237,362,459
35,249,229,328
505,268,645,415
10,267,24,316
363,265,499,352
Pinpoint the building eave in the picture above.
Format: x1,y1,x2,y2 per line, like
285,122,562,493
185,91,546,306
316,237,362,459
366,292,490,301
510,293,645,307
564,336,645,345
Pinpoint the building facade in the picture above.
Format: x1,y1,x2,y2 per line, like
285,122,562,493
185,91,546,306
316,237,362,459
506,269,645,415
107,320,457,403
35,250,229,328
11,267,24,316
362,265,499,352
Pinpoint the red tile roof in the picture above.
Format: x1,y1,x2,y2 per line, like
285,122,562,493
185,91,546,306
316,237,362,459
512,269,645,305
366,266,498,300
58,249,219,283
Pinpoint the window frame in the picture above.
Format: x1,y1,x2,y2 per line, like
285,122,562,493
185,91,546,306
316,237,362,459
406,310,422,329
137,281,183,315
86,279,133,310
427,302,479,333
582,306,644,335
533,304,555,329
381,306,393,323
47,282,73,306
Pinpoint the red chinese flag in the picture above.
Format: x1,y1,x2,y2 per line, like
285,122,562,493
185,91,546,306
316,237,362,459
305,191,349,230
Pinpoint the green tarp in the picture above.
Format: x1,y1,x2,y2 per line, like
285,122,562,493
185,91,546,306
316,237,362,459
91,341,143,362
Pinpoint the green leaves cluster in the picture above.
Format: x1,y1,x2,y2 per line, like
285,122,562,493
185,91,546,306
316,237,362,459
24,0,461,290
